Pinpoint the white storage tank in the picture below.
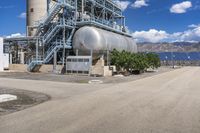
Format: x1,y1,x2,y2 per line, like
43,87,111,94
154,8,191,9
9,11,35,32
27,0,48,36
73,26,137,56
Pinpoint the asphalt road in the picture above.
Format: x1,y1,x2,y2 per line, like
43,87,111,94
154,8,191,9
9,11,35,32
0,67,200,133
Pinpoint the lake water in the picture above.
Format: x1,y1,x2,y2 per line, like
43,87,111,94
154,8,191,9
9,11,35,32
157,52,200,61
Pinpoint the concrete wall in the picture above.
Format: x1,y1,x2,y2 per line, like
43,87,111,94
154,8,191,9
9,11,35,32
9,64,63,73
91,58,113,76
40,65,63,73
9,64,28,72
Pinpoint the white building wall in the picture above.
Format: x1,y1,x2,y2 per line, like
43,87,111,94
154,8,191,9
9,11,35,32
0,38,3,71
3,54,9,69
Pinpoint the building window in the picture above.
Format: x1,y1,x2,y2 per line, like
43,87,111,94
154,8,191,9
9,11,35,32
30,8,34,12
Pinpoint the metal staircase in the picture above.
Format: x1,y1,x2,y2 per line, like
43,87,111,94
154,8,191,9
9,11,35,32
27,58,43,72
27,0,76,72
35,3,62,36
43,20,74,44
44,40,63,63
43,23,62,44
43,28,75,63
35,1,75,36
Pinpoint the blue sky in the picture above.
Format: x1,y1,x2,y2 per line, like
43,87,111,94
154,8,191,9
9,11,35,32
124,0,200,33
0,0,26,36
0,0,200,42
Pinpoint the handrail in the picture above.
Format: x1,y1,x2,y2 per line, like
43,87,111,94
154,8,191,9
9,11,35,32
78,16,123,32
35,0,75,26
28,55,44,65
35,3,59,26
43,19,74,43
43,23,58,39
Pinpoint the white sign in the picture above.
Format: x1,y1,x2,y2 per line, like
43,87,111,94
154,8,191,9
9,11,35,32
0,94,17,103
0,38,3,71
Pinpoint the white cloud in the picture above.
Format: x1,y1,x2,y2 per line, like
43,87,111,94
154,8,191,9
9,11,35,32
132,24,200,42
6,33,25,38
170,1,192,14
188,24,200,28
114,0,131,11
18,12,26,19
0,5,15,9
132,29,168,43
131,0,148,9
171,25,200,42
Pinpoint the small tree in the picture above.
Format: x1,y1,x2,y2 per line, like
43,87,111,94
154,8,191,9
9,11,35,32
110,50,161,74
110,49,122,71
110,49,133,72
146,53,161,69
130,53,149,73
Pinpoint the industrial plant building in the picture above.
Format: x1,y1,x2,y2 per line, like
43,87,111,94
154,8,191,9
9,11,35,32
2,0,137,75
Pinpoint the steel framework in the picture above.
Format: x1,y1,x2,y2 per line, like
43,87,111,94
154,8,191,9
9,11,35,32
4,0,132,72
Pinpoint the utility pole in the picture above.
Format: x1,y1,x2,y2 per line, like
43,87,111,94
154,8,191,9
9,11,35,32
171,51,175,68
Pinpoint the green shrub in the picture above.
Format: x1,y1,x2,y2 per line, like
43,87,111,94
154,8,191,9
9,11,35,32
146,53,161,69
110,50,161,74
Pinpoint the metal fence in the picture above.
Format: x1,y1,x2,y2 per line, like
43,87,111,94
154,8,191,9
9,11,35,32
66,56,92,74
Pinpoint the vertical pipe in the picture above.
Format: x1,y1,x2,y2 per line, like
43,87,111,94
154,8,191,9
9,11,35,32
9,53,13,65
82,0,84,21
107,50,109,66
36,39,39,61
65,52,68,73
42,40,45,61
90,49,93,67
76,49,79,56
62,26,66,66
62,5,66,66
90,49,93,57
103,0,105,20
53,50,57,72
75,0,77,25
91,0,94,20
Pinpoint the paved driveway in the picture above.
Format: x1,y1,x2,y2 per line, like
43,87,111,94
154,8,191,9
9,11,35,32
0,67,200,133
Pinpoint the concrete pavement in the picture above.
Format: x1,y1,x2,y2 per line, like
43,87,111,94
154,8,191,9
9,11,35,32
0,67,200,133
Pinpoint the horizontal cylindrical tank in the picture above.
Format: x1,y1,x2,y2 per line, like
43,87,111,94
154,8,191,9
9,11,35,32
73,26,137,56
27,0,47,36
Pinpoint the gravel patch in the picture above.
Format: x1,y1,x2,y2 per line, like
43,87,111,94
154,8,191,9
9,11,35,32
0,88,50,116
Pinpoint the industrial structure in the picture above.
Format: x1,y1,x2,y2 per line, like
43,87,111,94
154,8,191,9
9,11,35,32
3,0,137,74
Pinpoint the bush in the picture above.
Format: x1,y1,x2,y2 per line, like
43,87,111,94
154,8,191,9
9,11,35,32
146,53,161,69
110,50,161,74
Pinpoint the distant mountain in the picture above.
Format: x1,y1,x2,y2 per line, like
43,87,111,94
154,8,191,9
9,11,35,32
137,42,200,52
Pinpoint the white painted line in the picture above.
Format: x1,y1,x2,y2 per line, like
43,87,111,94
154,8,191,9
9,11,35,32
114,74,124,77
88,80,103,84
0,94,17,103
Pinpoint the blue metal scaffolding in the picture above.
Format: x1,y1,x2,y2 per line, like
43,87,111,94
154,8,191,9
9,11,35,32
4,0,132,72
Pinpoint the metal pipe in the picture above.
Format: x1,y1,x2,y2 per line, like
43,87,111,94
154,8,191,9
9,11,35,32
36,39,39,61
62,8,66,66
82,0,84,21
